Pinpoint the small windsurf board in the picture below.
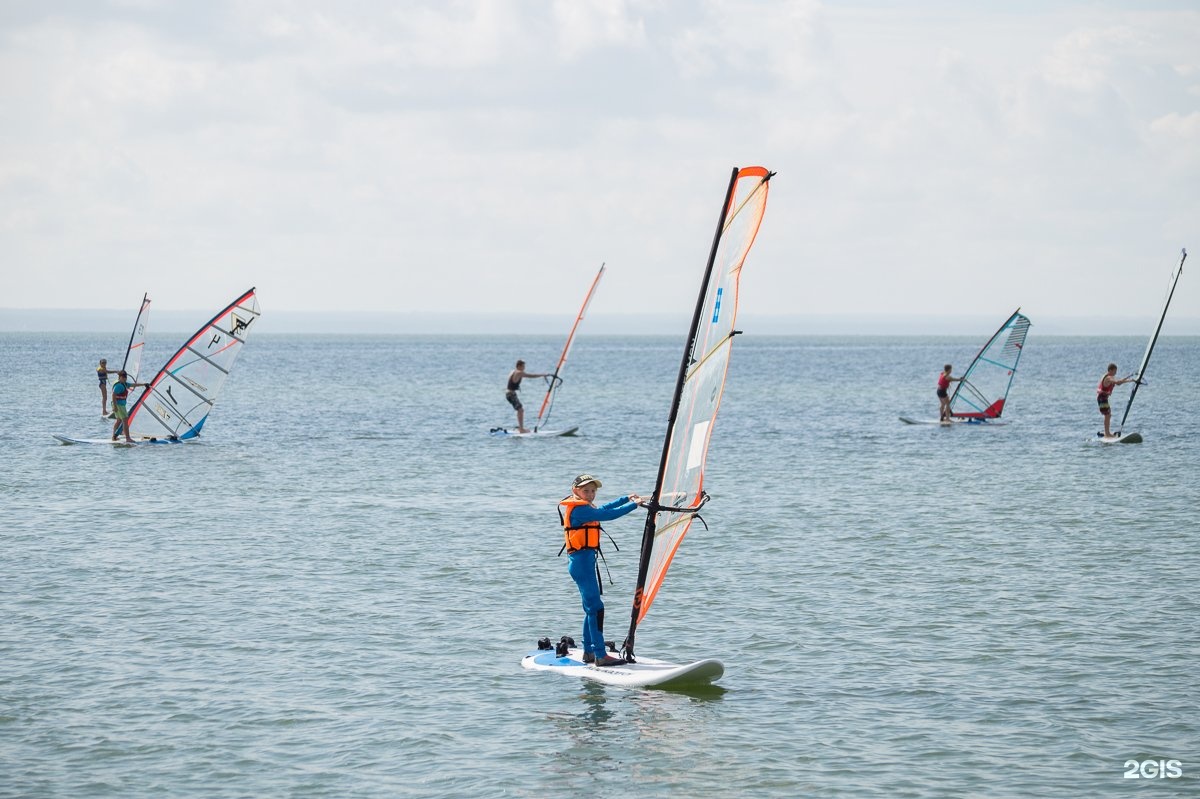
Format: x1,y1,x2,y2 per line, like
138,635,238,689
521,646,723,688
1094,431,1143,445
490,426,579,438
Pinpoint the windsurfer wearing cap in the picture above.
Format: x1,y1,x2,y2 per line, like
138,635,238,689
96,358,120,416
559,474,644,667
505,359,549,433
110,370,149,443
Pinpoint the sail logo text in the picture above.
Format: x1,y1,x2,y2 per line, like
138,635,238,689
711,288,723,323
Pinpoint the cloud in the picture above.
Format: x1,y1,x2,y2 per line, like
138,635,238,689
552,0,648,59
0,2,1197,324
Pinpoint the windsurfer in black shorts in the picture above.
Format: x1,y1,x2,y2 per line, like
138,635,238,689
506,359,548,433
937,364,961,422
1097,363,1134,438
97,358,116,416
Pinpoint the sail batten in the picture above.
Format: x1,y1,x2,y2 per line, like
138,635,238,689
181,344,234,374
535,264,605,431
1118,248,1186,432
622,166,772,660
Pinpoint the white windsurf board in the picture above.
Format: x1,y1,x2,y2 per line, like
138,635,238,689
521,646,723,688
1094,431,1143,445
490,426,579,438
53,434,188,446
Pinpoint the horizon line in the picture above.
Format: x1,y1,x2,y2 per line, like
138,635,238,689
3,307,1199,336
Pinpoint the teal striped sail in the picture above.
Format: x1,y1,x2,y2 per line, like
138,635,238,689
950,309,1031,420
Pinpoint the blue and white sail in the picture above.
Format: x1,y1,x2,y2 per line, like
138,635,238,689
126,288,261,441
949,309,1031,420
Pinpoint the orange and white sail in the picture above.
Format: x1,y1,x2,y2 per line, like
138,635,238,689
534,264,605,431
120,293,152,383
623,166,772,659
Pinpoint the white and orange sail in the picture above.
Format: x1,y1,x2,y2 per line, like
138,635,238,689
120,293,152,383
622,166,773,660
533,264,605,432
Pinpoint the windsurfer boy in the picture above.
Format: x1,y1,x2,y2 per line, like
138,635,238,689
110,370,148,443
559,474,644,667
937,364,961,422
505,359,548,433
1097,363,1134,438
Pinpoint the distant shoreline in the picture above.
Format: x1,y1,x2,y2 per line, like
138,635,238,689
2,308,1198,336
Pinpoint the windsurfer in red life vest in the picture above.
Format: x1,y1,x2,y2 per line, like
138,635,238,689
506,359,549,433
937,364,961,422
1097,363,1134,438
559,473,645,668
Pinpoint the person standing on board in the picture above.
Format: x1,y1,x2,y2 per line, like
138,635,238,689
937,364,961,422
559,474,644,667
505,359,548,433
110,370,149,443
97,358,117,416
1097,363,1135,438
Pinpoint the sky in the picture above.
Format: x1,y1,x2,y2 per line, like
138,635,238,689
1,0,1198,333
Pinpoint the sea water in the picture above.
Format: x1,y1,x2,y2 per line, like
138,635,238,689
2,332,1197,798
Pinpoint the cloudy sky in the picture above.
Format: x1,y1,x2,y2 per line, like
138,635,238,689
1,0,1197,331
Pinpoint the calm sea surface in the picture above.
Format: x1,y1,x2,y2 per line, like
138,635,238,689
2,330,1197,798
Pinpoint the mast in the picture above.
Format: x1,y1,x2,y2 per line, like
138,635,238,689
621,168,741,661
534,264,605,431
1118,248,1187,431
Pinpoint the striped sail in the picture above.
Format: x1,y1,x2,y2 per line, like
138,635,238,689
121,293,152,383
126,288,261,441
950,310,1031,420
534,264,605,431
623,166,772,659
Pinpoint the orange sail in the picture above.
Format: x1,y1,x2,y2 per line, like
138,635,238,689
623,167,772,659
534,264,605,431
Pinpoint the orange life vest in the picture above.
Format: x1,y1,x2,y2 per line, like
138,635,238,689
559,496,602,553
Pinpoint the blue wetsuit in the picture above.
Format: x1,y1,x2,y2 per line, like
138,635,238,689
567,496,639,660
